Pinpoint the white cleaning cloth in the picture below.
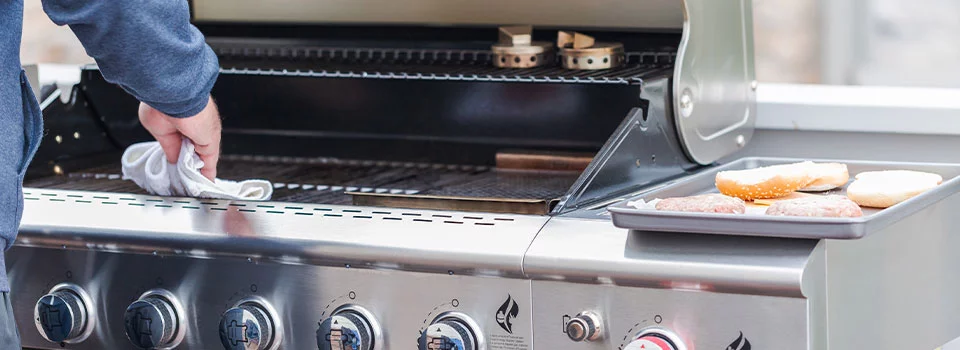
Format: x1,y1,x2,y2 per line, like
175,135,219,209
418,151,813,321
121,139,273,200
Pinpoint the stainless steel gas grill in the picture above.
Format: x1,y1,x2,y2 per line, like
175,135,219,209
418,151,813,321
13,0,960,349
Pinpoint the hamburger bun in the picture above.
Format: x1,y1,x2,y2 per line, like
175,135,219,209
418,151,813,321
799,163,850,192
715,162,815,200
846,170,942,208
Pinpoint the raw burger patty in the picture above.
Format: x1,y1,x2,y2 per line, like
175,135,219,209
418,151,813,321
655,194,746,214
765,195,863,217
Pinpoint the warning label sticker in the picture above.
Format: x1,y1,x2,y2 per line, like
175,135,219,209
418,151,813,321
489,334,529,350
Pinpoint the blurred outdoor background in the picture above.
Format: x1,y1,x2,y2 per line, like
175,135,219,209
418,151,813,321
19,0,960,88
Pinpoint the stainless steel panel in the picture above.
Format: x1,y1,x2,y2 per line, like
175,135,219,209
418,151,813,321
674,0,757,164
524,218,817,298
816,192,960,349
801,240,828,350
18,189,548,277
192,0,683,29
608,157,960,239
530,281,807,349
8,247,534,349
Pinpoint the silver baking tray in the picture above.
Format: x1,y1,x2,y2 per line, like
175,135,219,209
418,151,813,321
608,157,960,239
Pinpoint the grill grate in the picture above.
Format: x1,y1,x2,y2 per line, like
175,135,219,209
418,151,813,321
211,44,676,65
419,171,581,200
213,44,675,85
24,156,579,207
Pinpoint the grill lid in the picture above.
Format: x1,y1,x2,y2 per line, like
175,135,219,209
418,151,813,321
190,0,684,29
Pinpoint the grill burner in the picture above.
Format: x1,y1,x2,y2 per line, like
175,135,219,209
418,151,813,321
557,31,626,70
24,155,580,213
491,25,555,69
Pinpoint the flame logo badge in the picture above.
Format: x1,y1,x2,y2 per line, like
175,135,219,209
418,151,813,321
726,332,751,350
495,294,520,334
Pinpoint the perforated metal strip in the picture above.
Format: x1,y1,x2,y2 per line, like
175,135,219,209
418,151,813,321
22,190,511,226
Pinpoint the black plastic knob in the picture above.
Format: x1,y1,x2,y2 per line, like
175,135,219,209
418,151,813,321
35,289,87,343
566,312,602,342
220,303,275,350
317,311,374,350
124,296,179,349
420,319,476,350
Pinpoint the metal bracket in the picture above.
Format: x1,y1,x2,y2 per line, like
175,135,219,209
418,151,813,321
673,0,757,165
555,76,699,214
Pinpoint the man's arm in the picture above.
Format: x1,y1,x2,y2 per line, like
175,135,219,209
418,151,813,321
42,0,221,179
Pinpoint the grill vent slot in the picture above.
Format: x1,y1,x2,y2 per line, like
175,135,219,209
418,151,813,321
23,191,508,226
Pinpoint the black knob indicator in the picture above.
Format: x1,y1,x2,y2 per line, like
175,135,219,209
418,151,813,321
123,290,184,349
35,284,93,343
566,311,602,342
219,299,280,350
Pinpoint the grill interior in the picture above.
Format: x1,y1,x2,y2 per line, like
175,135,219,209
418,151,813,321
31,33,679,215
25,155,581,208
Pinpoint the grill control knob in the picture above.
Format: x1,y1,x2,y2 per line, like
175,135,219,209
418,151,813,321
34,284,94,343
219,298,282,350
419,312,485,350
317,305,382,350
624,329,684,350
565,311,602,342
123,289,185,349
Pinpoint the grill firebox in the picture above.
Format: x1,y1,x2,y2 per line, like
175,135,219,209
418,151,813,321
29,35,694,215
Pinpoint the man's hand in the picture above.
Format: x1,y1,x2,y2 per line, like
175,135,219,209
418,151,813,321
138,96,222,181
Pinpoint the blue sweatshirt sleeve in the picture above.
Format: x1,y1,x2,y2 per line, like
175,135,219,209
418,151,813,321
41,0,219,118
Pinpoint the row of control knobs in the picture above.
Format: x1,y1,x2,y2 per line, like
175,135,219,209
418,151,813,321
33,284,491,350
35,284,682,350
